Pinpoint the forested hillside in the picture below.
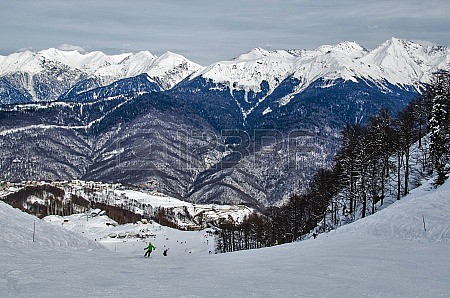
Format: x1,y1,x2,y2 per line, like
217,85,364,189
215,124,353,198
216,71,450,252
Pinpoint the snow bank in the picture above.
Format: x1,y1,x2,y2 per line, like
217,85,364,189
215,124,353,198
335,178,450,243
0,201,102,251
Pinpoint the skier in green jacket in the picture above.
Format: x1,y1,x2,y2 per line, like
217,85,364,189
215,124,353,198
144,242,155,257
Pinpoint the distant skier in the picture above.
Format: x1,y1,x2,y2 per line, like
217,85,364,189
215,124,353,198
144,242,155,257
163,248,168,256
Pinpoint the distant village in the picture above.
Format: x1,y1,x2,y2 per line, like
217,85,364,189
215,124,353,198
0,179,161,194
0,179,253,231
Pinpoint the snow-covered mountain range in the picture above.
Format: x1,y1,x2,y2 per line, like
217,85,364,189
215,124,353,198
0,48,201,103
186,38,449,119
0,38,450,106
197,38,449,92
1,38,449,106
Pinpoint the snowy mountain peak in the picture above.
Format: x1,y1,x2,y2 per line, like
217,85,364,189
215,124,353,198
316,41,368,59
159,51,183,59
155,51,198,64
360,38,440,87
146,51,203,90
368,37,428,58
192,49,295,95
235,47,296,61
373,37,420,57
0,50,41,75
236,47,272,60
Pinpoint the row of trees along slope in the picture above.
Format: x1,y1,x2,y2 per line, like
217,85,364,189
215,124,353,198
216,71,450,253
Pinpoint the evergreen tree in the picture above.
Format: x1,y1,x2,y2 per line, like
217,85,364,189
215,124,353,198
427,71,450,184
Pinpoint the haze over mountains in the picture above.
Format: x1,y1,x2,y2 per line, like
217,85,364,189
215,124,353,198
0,38,449,207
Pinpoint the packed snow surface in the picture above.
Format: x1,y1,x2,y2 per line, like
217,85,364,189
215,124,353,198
1,177,450,297
43,212,216,258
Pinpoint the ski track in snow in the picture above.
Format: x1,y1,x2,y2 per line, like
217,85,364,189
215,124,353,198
1,177,450,297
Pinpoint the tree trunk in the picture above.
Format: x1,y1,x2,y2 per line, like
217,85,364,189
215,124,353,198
381,163,385,206
361,175,367,218
349,171,354,214
404,147,410,196
371,162,377,214
397,153,402,200
323,210,326,232
362,193,367,218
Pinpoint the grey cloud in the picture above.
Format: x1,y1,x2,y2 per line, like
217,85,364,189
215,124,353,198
0,0,449,64
58,44,86,52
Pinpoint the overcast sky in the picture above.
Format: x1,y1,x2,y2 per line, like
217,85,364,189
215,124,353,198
0,0,449,65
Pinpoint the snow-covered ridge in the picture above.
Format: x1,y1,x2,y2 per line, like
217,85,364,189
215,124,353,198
1,38,449,105
0,47,202,96
190,37,450,96
191,50,294,94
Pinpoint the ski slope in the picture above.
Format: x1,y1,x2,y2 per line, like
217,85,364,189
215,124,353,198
43,212,217,258
1,177,450,297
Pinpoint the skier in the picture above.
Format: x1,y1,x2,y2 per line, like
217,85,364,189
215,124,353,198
144,242,155,257
163,248,168,256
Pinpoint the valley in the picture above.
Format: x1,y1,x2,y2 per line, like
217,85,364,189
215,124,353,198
2,38,447,206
